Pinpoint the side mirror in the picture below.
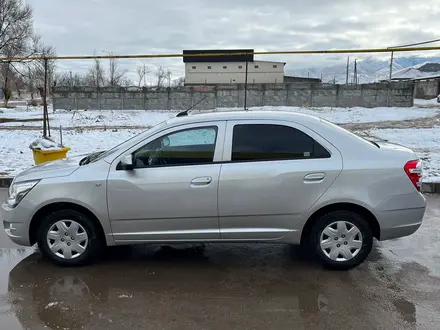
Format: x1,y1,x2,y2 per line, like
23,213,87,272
120,154,134,170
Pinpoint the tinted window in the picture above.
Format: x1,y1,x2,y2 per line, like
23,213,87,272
133,126,218,168
231,124,330,162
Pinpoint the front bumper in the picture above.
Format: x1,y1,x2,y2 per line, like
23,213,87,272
1,203,32,246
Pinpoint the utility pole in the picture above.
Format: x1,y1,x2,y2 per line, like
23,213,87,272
244,60,248,110
354,59,358,84
346,57,350,85
43,59,49,137
389,51,394,81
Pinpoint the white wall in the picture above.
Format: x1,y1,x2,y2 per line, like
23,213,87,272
185,60,285,84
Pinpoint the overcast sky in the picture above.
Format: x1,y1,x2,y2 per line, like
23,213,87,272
25,0,440,80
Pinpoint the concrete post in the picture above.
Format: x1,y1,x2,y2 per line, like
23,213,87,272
75,87,78,110
387,83,391,107
237,84,241,108
262,84,266,106
121,87,124,110
335,84,340,107
310,83,314,107
98,87,101,110
360,84,364,107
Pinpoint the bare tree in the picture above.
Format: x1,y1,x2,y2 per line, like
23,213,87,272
86,53,106,87
136,63,149,87
0,0,34,106
0,0,33,55
173,77,185,87
155,66,168,89
29,35,56,97
107,53,128,86
121,78,134,87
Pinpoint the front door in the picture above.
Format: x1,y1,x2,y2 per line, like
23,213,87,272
107,121,226,243
218,120,343,240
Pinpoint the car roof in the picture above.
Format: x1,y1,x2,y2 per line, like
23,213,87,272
165,110,322,126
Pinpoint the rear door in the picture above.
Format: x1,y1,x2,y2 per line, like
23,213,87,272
218,120,342,240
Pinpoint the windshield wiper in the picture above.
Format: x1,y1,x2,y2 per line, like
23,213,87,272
79,151,106,166
79,155,91,166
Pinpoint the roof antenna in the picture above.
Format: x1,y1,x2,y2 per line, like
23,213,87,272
176,96,208,117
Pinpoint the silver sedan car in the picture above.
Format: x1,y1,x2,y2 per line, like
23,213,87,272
1,111,426,270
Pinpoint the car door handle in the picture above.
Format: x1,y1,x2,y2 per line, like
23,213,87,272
190,177,212,187
304,173,325,183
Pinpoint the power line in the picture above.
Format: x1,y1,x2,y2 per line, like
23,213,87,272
2,46,440,62
388,38,440,49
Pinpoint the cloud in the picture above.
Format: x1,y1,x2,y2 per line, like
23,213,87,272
25,0,440,79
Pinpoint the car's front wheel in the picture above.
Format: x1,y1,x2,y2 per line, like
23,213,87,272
309,210,373,270
37,210,102,266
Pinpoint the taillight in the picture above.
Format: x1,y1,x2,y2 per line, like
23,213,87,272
404,160,422,191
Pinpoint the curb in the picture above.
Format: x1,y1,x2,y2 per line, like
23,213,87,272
421,182,440,194
0,176,439,193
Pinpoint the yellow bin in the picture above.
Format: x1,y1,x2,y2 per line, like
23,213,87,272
32,147,71,165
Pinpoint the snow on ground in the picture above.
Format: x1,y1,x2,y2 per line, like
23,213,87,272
369,127,440,182
0,107,175,128
0,129,144,176
0,105,439,127
414,98,440,107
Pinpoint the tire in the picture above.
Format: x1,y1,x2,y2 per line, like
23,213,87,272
309,210,373,270
37,209,103,266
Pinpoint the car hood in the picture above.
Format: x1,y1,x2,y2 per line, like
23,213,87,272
14,155,84,182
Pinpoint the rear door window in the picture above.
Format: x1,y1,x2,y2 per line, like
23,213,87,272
231,124,330,162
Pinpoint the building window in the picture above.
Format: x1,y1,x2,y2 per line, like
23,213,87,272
223,66,227,69
192,66,196,69
273,65,277,68
238,65,243,69
207,66,212,69
255,65,259,69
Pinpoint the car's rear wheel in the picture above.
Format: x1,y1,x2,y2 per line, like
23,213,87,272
37,210,102,266
309,210,373,270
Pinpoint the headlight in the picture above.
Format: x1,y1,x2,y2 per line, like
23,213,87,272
7,180,39,208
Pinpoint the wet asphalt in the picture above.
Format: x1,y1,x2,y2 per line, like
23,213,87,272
0,189,439,330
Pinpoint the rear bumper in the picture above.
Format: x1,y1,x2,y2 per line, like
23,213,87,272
378,206,426,241
376,192,426,241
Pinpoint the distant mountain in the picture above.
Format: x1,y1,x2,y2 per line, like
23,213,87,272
286,56,440,84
